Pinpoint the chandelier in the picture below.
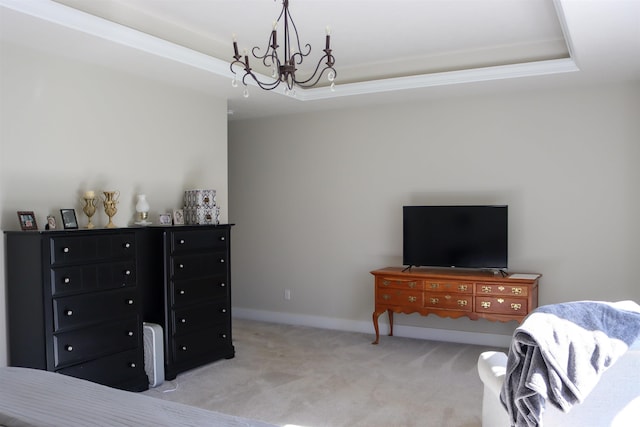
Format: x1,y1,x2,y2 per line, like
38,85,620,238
230,0,336,97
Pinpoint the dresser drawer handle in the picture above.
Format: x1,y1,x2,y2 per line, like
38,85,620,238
128,331,134,337
497,298,505,304
382,294,391,301
481,286,492,293
179,290,185,295
63,277,71,284
512,287,523,295
127,299,134,305
220,283,226,287
220,236,226,241
408,296,417,303
124,242,131,249
511,303,522,311
458,285,468,291
221,333,228,339
481,301,491,309
219,258,225,263
65,310,73,316
179,239,185,244
181,346,188,351
408,281,416,289
498,286,505,291
63,247,70,253
430,298,439,304
180,318,187,323
179,264,184,269
66,345,73,352
382,280,390,286
129,363,136,368
457,300,468,307
430,283,439,289
221,308,227,313
124,270,131,276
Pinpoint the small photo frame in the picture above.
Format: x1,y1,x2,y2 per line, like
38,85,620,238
60,209,79,229
46,215,57,230
159,213,172,225
173,209,184,225
17,211,38,230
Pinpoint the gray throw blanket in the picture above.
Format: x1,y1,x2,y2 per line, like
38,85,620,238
500,300,640,427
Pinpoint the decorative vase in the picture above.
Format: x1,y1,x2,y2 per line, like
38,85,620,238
135,194,151,225
102,190,120,228
82,197,97,229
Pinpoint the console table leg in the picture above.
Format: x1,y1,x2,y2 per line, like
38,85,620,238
372,310,383,344
388,309,394,337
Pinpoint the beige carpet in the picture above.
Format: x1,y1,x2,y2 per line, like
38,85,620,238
143,318,502,427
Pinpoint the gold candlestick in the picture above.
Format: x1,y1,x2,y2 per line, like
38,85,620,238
82,197,97,229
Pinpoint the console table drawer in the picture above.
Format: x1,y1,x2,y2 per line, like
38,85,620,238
376,289,423,307
425,281,473,293
475,296,528,316
476,283,529,296
378,278,423,290
424,293,473,311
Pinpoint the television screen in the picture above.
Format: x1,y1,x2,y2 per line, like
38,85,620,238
402,205,508,269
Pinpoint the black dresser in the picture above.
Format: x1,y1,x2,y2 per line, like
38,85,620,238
5,224,235,389
139,224,235,380
5,229,148,391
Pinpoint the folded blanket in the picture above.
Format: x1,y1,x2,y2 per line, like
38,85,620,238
500,300,640,427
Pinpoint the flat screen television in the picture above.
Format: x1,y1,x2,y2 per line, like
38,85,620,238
403,205,508,270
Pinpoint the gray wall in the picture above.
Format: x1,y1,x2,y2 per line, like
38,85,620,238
0,42,229,366
228,81,640,345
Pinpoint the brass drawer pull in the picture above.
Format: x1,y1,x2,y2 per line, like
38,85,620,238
497,298,504,304
430,283,439,289
382,294,391,301
512,287,523,295
498,286,505,291
408,296,417,303
430,298,439,304
458,284,468,291
481,301,491,309
408,281,416,289
457,300,468,307
481,285,491,293
382,280,391,286
511,303,522,310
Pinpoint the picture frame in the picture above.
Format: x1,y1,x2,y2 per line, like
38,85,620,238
46,215,57,230
159,213,173,225
17,211,38,231
173,209,184,225
60,209,79,229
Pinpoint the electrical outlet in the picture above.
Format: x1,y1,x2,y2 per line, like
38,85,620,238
284,289,291,301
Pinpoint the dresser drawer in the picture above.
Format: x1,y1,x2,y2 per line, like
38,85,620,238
172,301,230,335
53,289,139,331
475,296,528,316
171,275,228,307
49,233,135,265
57,348,143,389
172,326,231,363
53,316,140,368
424,292,473,311
171,252,228,280
425,280,473,294
171,229,229,253
50,261,136,296
376,289,423,308
377,277,423,291
476,282,529,297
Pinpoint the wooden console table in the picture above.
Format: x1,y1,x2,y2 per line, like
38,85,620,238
371,267,540,344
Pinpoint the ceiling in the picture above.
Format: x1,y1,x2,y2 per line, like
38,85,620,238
1,0,639,121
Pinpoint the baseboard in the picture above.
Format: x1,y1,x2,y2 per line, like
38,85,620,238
233,308,511,348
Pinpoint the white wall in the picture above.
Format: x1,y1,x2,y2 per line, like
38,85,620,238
228,81,640,345
0,42,229,366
